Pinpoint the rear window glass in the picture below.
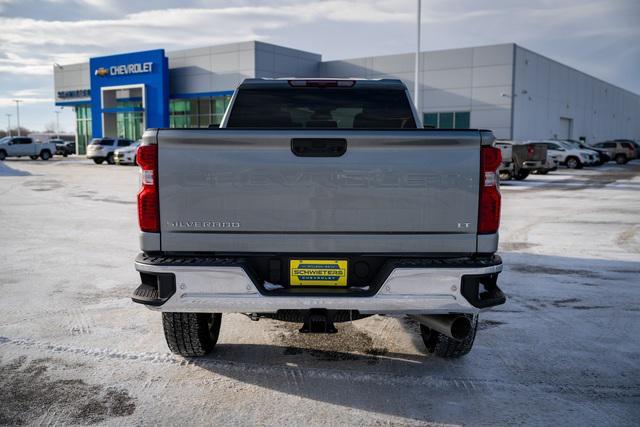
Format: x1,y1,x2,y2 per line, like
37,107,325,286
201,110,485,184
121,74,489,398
227,88,417,129
90,139,114,146
621,142,632,149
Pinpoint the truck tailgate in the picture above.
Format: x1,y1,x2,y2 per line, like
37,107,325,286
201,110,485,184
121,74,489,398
157,129,481,253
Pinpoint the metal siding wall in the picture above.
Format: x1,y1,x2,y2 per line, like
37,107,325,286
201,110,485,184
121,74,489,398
320,44,514,138
168,42,257,96
254,41,322,78
512,46,640,142
53,63,91,106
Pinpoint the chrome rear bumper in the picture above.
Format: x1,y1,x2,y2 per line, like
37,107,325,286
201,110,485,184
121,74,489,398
134,256,503,315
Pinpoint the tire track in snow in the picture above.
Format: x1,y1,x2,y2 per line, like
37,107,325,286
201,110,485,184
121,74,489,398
1,335,638,400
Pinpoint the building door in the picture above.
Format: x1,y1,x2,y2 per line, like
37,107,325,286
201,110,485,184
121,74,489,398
101,84,145,140
117,111,144,140
559,117,572,140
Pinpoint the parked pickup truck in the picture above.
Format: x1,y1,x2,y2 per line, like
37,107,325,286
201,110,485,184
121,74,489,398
0,136,56,161
132,78,506,359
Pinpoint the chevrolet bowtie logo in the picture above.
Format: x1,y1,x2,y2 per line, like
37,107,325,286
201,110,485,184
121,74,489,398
94,67,109,77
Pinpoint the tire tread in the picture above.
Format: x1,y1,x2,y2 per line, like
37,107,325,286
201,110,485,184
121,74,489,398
162,312,221,357
420,315,478,358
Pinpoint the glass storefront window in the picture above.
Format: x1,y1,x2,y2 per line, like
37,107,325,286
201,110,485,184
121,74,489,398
439,112,454,128
423,113,438,128
454,112,470,129
117,111,144,141
169,94,232,129
422,111,471,129
75,105,92,155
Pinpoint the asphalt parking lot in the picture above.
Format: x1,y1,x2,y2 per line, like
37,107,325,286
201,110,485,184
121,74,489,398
1,157,639,426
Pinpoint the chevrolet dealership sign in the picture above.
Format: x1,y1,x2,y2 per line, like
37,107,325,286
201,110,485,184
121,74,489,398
94,62,153,77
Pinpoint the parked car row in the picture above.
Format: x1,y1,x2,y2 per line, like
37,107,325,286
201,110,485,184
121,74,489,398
51,139,76,157
590,140,638,164
495,138,638,181
0,135,142,164
495,140,555,180
0,136,57,161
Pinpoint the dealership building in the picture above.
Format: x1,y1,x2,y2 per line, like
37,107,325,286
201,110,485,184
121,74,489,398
53,41,640,154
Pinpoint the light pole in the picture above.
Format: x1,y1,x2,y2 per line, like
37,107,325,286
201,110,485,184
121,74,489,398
55,110,61,138
5,114,11,137
414,0,421,113
13,99,23,136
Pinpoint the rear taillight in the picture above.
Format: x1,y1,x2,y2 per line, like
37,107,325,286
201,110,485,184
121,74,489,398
478,146,502,234
137,144,159,232
527,144,535,160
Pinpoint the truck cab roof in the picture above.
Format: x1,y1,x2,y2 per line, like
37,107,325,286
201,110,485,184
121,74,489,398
238,78,409,90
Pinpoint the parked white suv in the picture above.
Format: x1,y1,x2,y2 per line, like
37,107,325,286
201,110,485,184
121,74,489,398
528,140,596,169
87,138,134,164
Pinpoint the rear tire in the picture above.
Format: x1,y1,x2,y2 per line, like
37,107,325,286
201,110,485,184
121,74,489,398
615,154,628,165
514,169,529,180
30,155,38,160
93,158,104,165
106,153,115,165
538,169,549,175
420,314,478,358
566,156,581,169
0,150,5,161
40,150,51,161
162,312,222,357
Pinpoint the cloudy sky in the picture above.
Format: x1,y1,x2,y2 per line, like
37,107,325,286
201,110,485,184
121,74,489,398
0,0,638,133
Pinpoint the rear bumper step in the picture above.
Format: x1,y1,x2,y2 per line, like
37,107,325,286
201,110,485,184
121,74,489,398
132,253,504,314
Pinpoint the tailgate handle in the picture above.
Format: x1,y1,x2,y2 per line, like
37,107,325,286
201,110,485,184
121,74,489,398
291,138,347,157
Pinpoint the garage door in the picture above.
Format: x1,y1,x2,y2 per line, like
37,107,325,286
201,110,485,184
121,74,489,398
559,117,572,140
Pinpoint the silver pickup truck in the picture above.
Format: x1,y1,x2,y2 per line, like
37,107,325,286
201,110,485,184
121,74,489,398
0,136,56,161
132,78,505,359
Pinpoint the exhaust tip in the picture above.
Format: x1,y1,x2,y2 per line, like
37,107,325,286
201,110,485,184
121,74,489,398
450,316,472,341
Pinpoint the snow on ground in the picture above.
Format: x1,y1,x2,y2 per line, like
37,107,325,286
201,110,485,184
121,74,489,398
0,157,639,426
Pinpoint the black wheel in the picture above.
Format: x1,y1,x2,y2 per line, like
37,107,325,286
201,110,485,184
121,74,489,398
162,312,222,357
566,156,581,169
63,153,68,157
513,169,529,180
30,155,38,160
93,158,104,164
615,154,628,165
538,169,549,175
420,314,478,358
106,153,115,165
132,156,137,166
40,150,51,161
0,150,5,161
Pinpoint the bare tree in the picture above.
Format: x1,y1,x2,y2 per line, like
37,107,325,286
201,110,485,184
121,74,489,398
0,127,32,138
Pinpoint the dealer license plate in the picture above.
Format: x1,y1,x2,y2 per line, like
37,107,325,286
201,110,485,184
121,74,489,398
289,259,348,287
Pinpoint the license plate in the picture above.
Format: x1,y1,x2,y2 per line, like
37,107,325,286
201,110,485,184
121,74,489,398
290,259,348,287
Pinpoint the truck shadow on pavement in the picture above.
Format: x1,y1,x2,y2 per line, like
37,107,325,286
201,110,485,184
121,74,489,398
183,251,640,424
188,342,478,423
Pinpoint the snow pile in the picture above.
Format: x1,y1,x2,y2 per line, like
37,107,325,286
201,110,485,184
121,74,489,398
0,161,31,177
